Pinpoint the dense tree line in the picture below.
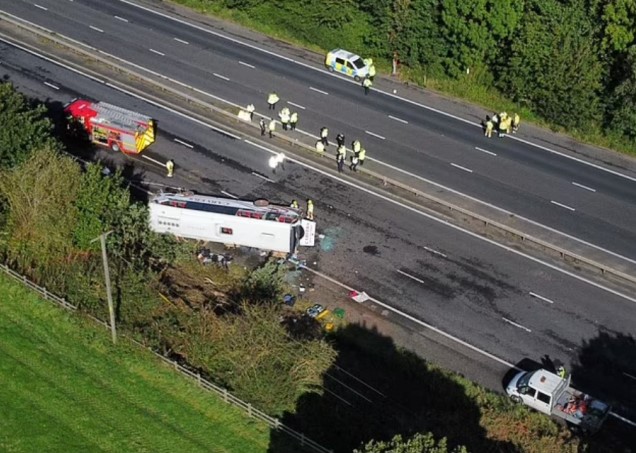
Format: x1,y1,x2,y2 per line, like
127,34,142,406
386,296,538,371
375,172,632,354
210,0,636,143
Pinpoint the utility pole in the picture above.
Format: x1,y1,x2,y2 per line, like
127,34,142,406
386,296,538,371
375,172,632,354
92,231,116,344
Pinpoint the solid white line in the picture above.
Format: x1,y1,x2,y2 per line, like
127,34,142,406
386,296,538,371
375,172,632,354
623,372,636,381
572,181,597,193
424,246,447,258
502,317,532,332
221,190,239,199
475,146,497,156
89,25,104,33
251,171,274,182
149,48,164,56
118,0,636,185
396,269,425,284
34,4,47,10
43,81,59,90
551,200,576,212
213,73,230,81
244,138,636,305
388,115,408,124
173,37,189,45
309,86,328,95
114,15,128,22
529,292,554,304
238,61,254,69
451,163,473,173
173,138,193,148
142,155,165,166
287,101,305,110
365,130,385,140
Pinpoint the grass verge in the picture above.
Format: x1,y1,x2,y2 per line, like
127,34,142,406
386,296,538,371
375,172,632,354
0,272,270,453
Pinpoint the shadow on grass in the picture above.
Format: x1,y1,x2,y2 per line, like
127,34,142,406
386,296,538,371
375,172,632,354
269,322,519,453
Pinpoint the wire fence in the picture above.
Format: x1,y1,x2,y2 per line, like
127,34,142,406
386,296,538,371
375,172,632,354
0,263,332,453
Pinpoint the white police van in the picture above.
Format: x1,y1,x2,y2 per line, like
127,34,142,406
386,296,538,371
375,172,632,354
325,49,369,81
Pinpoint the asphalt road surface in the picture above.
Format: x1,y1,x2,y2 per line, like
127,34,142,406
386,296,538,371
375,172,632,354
2,38,635,432
3,0,636,263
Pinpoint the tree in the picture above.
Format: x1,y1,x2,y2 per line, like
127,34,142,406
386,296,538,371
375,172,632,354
499,0,604,129
600,0,636,53
440,0,523,76
0,148,80,270
606,45,636,140
355,432,468,453
0,83,59,169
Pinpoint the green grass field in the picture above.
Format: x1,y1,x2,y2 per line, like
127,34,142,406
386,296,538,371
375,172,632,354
0,273,270,453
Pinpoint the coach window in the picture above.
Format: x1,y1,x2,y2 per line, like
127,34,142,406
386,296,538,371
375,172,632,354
220,227,233,235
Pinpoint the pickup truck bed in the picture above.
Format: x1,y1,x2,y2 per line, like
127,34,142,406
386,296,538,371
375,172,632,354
553,388,610,433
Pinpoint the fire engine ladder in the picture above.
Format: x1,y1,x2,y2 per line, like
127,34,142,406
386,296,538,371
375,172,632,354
93,102,156,152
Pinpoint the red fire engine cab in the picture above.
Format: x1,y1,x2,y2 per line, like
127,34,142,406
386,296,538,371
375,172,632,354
64,99,156,154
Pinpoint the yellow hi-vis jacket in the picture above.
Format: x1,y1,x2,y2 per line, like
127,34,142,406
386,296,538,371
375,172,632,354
267,93,279,105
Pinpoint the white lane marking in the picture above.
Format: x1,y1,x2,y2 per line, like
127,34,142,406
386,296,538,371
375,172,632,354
43,81,59,90
114,15,128,22
309,86,328,95
475,146,497,156
119,0,636,185
173,138,193,148
89,25,104,33
238,61,255,69
502,317,532,332
251,171,274,182
34,4,47,10
397,269,425,284
244,138,636,305
572,181,597,193
149,48,165,56
424,246,447,258
551,200,576,212
142,155,164,166
365,130,385,140
388,115,408,124
173,37,189,45
451,163,473,173
623,372,636,381
213,73,230,81
221,190,239,199
7,33,635,307
287,101,305,110
529,292,554,304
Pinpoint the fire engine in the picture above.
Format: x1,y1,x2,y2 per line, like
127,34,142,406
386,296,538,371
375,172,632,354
64,99,156,154
149,192,316,254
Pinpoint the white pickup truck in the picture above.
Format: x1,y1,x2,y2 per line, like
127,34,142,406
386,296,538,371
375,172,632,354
506,368,611,434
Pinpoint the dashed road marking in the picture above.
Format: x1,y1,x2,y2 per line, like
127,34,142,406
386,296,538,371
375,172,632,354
142,155,165,166
287,101,305,110
89,25,104,33
221,190,238,199
251,171,274,182
309,86,328,95
388,115,408,124
365,130,385,140
475,146,497,156
502,317,532,332
43,81,59,90
114,15,129,22
149,48,165,56
424,246,447,258
213,73,230,81
173,138,193,148
397,269,425,284
551,200,576,212
529,292,554,304
173,37,189,45
34,4,48,10
572,181,597,192
451,163,473,173
238,61,255,68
